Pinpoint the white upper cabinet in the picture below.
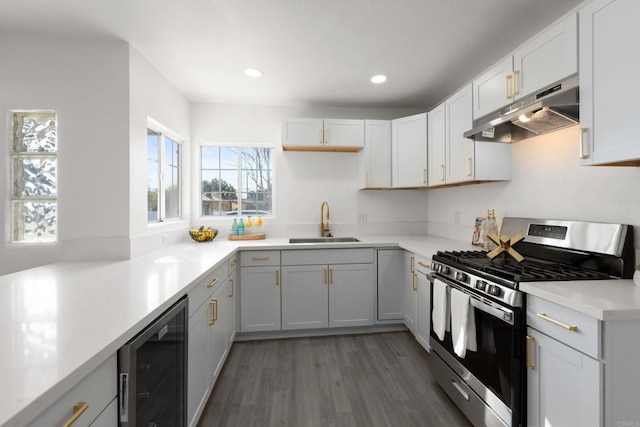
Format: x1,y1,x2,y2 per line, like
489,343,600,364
363,120,392,188
392,113,428,187
446,84,475,184
513,13,577,100
473,57,514,119
579,0,640,166
427,102,446,186
282,118,365,152
473,13,578,119
429,84,511,186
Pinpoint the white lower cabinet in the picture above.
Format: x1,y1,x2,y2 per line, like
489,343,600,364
404,251,418,334
376,249,405,321
526,294,640,426
415,257,431,352
281,249,375,330
526,326,601,427
240,265,281,332
282,265,329,330
187,257,235,427
27,355,117,427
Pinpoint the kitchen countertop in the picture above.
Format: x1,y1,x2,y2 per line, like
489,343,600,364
1,233,639,426
520,280,640,321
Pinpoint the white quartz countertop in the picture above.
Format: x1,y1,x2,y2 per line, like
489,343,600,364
1,233,639,426
520,279,640,321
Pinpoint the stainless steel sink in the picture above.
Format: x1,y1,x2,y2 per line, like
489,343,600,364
289,237,360,244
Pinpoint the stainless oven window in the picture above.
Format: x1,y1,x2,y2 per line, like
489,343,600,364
430,275,523,410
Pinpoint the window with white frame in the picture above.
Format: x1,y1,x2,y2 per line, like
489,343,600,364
147,123,182,222
10,111,58,243
200,145,274,217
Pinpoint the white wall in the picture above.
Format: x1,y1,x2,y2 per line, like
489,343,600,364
128,47,192,257
0,35,131,275
427,126,640,251
191,103,428,237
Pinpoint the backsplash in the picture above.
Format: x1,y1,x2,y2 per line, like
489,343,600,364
427,126,640,257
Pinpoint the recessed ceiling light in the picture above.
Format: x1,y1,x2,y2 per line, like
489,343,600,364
244,68,262,78
370,74,388,84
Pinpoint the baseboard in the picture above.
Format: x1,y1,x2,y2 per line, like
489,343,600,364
234,323,408,341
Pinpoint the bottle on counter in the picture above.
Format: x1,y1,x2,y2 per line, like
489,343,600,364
232,218,239,235
483,209,499,251
238,218,245,235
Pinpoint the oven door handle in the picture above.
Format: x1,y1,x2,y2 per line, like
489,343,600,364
469,296,514,325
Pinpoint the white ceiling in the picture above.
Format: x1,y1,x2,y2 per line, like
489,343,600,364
0,0,583,109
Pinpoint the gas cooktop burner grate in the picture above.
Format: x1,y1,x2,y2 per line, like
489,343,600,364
435,250,611,284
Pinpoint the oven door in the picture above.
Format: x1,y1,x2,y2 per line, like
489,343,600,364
429,273,523,426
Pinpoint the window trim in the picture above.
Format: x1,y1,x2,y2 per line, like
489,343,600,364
197,142,275,220
147,118,184,225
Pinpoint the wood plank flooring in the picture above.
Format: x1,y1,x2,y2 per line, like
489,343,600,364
197,331,472,427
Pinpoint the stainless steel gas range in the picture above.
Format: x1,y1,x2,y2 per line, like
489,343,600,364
428,218,634,427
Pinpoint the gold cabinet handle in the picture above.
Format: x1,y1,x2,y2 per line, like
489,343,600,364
412,273,417,291
252,256,270,261
410,256,415,273
63,401,89,427
537,312,578,332
275,269,280,286
505,74,513,100
319,128,323,144
209,298,218,325
526,335,536,370
207,277,219,288
513,70,520,96
422,168,427,184
329,267,333,284
324,128,329,144
366,171,371,186
440,164,445,182
230,259,237,267
324,268,328,284
417,261,430,269
229,279,234,297
466,157,472,177
579,128,589,160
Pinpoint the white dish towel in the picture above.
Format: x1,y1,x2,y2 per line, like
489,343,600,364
450,288,477,358
432,279,449,341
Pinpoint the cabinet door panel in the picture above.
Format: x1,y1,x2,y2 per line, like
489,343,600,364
514,13,577,99
324,119,365,148
210,281,229,380
392,113,427,187
580,0,640,165
240,267,281,332
282,265,329,330
329,263,374,327
364,120,391,188
377,250,404,321
187,301,212,427
446,84,474,184
404,252,418,334
416,272,431,352
473,57,513,118
427,103,446,186
282,118,323,147
527,328,601,427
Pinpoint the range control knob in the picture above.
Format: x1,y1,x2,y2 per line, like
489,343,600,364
487,285,502,297
455,272,468,282
475,280,487,291
440,265,450,275
431,262,438,270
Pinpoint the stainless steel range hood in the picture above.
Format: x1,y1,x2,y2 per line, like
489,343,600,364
464,74,579,143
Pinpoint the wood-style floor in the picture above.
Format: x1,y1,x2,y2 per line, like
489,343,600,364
197,331,472,427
